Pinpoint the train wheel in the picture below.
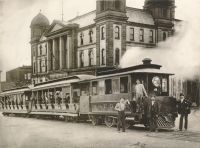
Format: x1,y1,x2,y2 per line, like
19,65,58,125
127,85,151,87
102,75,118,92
89,115,98,126
125,121,132,129
104,116,114,128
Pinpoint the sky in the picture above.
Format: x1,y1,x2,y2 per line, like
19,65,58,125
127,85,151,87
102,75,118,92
0,0,193,81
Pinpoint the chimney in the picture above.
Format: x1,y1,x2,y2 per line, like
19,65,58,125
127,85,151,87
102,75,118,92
142,58,152,65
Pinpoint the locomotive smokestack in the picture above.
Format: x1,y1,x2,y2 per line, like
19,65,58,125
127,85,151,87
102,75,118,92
142,58,152,65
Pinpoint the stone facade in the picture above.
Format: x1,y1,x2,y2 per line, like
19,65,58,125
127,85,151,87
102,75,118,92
30,0,176,84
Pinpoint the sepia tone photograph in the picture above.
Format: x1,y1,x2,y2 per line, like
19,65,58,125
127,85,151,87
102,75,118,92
0,0,200,147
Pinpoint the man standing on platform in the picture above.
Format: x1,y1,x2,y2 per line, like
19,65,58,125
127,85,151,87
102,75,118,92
135,79,148,112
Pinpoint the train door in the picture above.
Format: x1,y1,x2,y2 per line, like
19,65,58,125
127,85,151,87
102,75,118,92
71,84,80,113
79,82,90,114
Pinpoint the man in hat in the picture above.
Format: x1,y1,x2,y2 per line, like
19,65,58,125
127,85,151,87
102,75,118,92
177,93,192,131
147,94,159,132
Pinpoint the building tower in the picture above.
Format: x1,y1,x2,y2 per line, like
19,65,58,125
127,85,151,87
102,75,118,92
95,0,128,67
144,0,175,42
30,12,50,84
30,12,50,43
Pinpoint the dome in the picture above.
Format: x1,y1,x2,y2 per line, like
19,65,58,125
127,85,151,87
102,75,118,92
31,12,50,27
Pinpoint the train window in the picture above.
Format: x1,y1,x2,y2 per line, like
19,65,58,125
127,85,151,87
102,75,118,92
92,81,98,95
162,78,168,92
112,79,120,94
120,77,128,93
98,80,105,95
105,79,112,94
81,83,89,96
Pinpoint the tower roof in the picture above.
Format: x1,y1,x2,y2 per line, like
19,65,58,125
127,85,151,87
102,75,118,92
31,12,50,27
144,0,175,7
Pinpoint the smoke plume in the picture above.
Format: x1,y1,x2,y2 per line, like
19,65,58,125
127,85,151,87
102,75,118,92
121,0,200,79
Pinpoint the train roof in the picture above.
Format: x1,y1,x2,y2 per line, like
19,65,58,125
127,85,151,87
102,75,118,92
90,59,174,80
0,86,31,96
32,75,95,90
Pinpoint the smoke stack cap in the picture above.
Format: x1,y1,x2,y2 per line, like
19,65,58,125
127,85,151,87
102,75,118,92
142,58,152,65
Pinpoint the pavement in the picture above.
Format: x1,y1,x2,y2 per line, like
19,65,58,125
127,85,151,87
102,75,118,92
0,111,200,148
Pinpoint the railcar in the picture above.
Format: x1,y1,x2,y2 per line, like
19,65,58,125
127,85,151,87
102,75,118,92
78,59,177,129
0,86,31,116
29,75,94,120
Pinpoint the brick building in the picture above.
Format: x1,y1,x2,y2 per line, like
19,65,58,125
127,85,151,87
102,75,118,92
30,0,176,84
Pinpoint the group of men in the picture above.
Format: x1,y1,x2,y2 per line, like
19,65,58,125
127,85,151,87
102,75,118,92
115,79,192,133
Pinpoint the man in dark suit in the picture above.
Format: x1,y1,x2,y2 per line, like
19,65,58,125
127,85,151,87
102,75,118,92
147,95,159,132
177,93,192,131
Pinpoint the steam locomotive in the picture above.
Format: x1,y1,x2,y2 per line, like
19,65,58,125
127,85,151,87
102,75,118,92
0,59,178,129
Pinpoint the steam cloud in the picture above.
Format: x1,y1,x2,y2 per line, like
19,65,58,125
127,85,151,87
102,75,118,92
121,0,200,79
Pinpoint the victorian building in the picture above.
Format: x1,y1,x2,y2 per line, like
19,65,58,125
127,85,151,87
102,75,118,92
30,0,176,84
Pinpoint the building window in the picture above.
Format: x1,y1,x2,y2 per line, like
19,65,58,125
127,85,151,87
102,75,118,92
105,79,112,94
149,30,154,43
39,45,42,56
130,28,134,41
39,60,42,73
101,26,105,40
163,32,167,41
33,62,36,74
115,48,120,65
100,0,105,11
88,49,94,66
80,33,84,45
163,9,168,18
139,29,144,42
115,0,120,10
115,26,120,39
89,30,93,43
101,48,106,66
79,51,84,67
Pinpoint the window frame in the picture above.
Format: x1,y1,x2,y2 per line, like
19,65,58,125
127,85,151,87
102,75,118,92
130,28,134,41
79,51,84,67
139,29,144,42
115,26,120,40
101,48,106,66
114,48,120,65
101,26,105,40
149,30,154,43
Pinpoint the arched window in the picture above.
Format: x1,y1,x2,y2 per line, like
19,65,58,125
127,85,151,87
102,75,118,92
79,51,84,67
88,49,94,66
101,26,105,40
115,48,120,65
80,33,84,45
101,48,106,65
115,26,120,39
163,32,167,41
89,30,93,43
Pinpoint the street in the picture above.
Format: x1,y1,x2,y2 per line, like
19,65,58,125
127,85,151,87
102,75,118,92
0,112,200,148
